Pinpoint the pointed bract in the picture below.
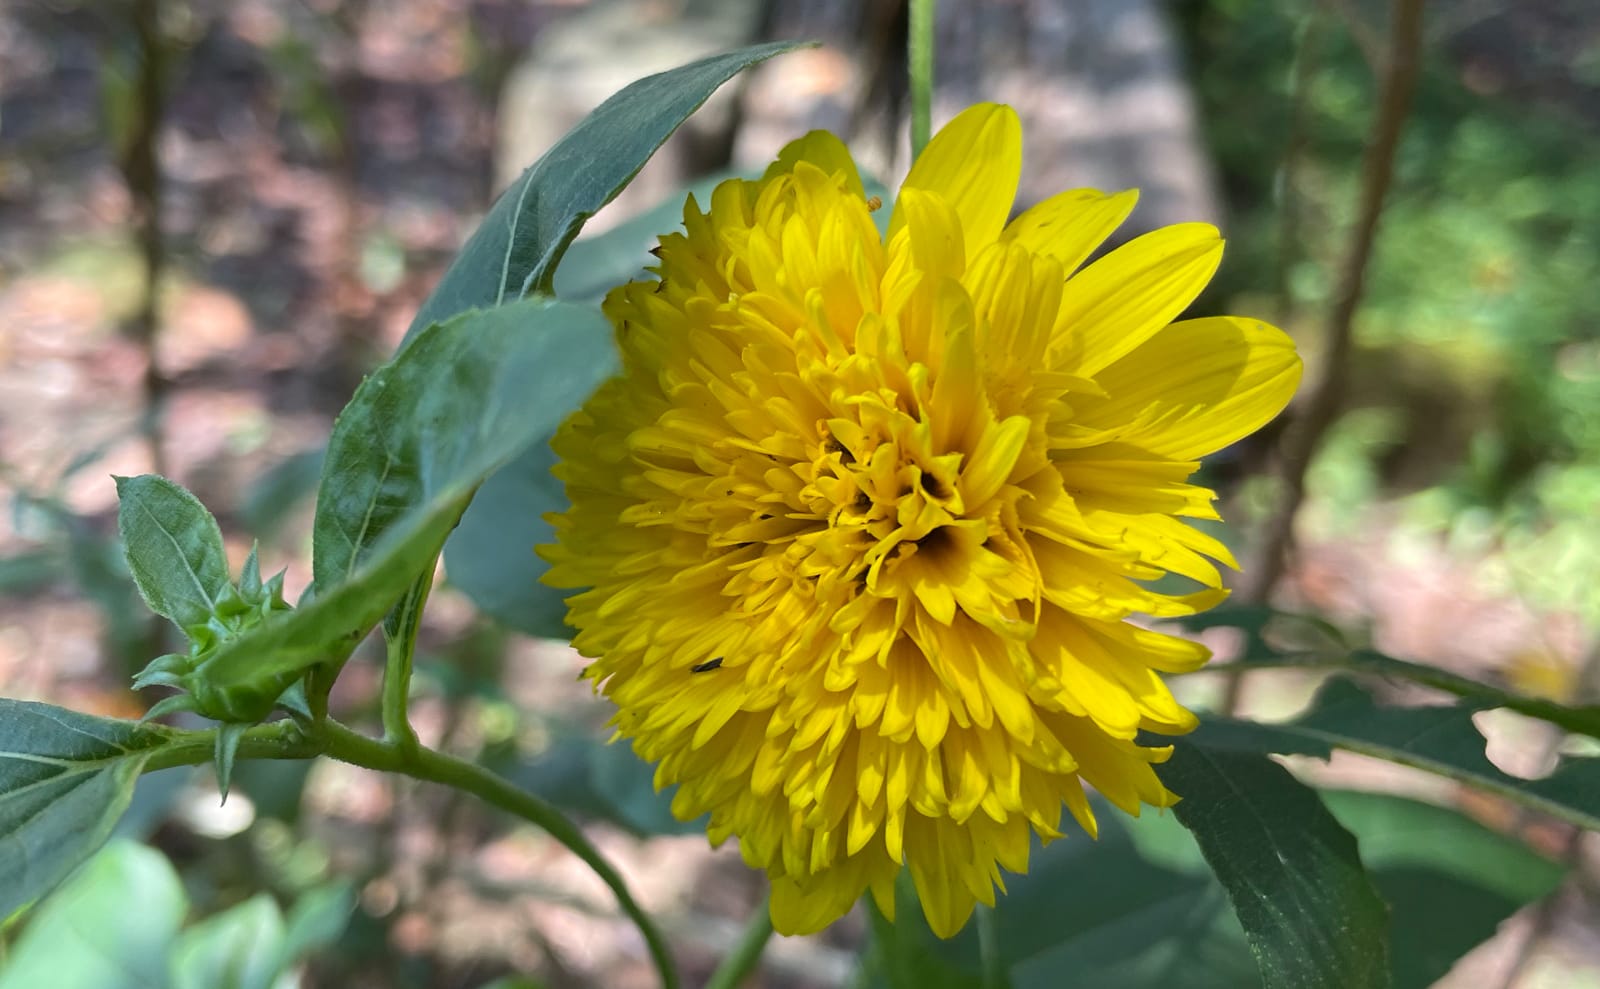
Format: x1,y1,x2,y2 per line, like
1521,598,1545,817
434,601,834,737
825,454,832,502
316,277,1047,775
215,721,247,802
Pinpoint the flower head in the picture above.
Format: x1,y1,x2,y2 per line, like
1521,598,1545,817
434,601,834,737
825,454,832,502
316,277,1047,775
542,104,1300,937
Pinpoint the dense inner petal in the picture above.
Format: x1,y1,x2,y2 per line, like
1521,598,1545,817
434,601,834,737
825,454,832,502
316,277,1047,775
542,115,1296,938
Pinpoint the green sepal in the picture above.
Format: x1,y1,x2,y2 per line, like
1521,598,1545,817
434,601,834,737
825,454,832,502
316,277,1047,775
274,680,313,722
132,654,191,690
240,542,262,597
212,581,250,620
186,670,305,725
141,693,199,722
132,545,298,726
131,670,186,691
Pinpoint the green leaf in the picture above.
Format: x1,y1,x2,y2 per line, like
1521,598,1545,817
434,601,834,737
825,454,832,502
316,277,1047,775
191,299,615,718
862,790,1550,989
442,440,568,637
550,172,738,303
168,894,286,989
444,177,749,636
1164,745,1391,989
280,882,355,961
1318,791,1564,989
449,167,895,636
0,841,188,989
1120,788,1560,989
115,474,230,633
312,298,611,592
1193,679,1600,832
449,177,745,637
1187,605,1600,739
861,810,1254,989
405,41,804,340
0,701,169,922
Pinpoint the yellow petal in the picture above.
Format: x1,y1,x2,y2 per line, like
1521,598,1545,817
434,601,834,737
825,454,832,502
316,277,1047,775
771,875,855,936
960,415,1031,509
890,104,1022,263
928,281,985,452
1074,316,1302,459
894,188,967,281
907,819,980,937
1000,187,1139,274
764,130,866,199
1049,222,1223,376
545,105,1276,943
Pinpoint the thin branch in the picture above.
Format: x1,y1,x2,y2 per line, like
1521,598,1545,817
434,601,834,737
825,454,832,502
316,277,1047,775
1273,8,1329,327
1316,0,1384,73
142,719,318,771
143,718,679,988
1426,0,1504,46
122,0,170,477
380,563,434,754
317,720,681,989
1242,0,1429,605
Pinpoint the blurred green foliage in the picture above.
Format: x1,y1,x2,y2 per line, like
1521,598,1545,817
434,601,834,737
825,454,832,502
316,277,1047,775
859,789,1561,989
0,841,350,989
1185,0,1600,626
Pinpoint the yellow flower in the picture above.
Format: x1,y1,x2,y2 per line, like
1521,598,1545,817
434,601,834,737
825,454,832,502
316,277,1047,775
542,104,1301,937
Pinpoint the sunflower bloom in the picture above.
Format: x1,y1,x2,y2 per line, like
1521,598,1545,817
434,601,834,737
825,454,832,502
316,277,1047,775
542,104,1301,937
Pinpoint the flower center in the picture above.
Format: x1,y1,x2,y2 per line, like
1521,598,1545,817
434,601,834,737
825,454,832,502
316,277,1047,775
785,403,996,599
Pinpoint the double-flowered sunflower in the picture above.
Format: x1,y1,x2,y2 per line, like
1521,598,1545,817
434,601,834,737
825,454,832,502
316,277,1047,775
542,104,1301,937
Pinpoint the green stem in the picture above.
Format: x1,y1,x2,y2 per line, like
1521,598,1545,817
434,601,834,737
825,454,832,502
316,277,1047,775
141,719,677,987
1214,652,1600,740
143,719,317,772
977,903,1005,989
316,720,679,989
909,0,936,160
704,891,775,989
381,567,436,754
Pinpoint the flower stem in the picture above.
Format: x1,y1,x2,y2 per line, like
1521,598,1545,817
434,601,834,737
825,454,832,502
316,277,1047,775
977,903,1005,989
317,719,680,989
381,566,435,754
704,891,775,989
908,0,936,160
142,719,317,772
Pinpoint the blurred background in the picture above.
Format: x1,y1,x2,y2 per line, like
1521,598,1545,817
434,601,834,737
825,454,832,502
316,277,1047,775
1,0,1597,986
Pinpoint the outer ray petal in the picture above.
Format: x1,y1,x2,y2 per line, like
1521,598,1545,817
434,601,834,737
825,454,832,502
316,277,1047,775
1049,222,1223,376
1000,187,1139,275
890,103,1022,264
1074,316,1302,459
